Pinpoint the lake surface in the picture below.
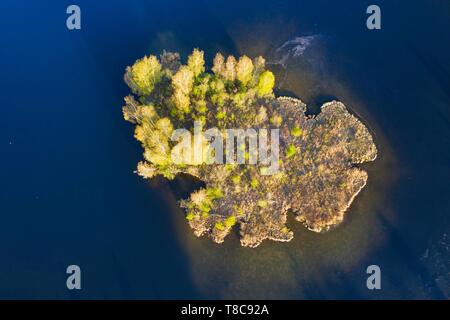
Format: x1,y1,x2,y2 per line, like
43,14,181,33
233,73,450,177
0,0,449,299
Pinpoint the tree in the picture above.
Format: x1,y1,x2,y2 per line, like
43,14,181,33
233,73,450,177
290,126,303,137
172,65,194,95
171,90,190,114
187,48,205,77
128,55,162,96
140,104,158,121
257,70,275,97
236,55,254,86
192,74,210,101
191,189,208,206
224,215,236,228
252,56,266,85
224,55,237,81
286,144,297,158
156,117,174,137
172,65,194,114
141,120,172,166
212,53,225,76
122,95,141,124
253,56,266,74
160,51,181,74
215,222,225,231
136,161,157,179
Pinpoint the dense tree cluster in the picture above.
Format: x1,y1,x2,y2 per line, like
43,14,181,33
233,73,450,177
123,49,276,179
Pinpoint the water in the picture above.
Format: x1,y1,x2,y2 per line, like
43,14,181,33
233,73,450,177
0,0,449,299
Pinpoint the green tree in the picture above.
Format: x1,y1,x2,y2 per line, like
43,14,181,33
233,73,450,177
224,215,236,228
286,144,297,158
257,70,275,97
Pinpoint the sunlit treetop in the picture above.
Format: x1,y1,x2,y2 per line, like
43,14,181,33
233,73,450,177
126,55,162,96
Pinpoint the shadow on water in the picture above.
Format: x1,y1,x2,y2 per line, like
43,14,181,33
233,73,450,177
166,175,205,200
307,94,339,116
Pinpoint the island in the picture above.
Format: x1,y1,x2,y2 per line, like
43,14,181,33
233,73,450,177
122,49,377,248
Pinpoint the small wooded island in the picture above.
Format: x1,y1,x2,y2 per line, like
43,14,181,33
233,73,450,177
122,49,377,247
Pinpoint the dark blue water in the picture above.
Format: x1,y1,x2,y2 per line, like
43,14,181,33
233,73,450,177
0,0,449,299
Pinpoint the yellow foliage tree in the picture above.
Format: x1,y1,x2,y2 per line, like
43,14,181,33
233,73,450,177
172,65,194,113
257,70,275,97
187,48,205,77
171,90,190,114
224,55,237,81
236,55,254,86
212,53,225,76
172,65,194,95
128,55,162,96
